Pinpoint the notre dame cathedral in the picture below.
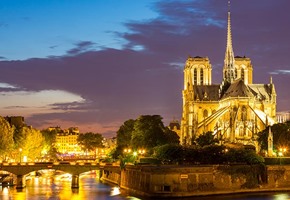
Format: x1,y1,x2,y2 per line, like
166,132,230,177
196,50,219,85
180,2,277,149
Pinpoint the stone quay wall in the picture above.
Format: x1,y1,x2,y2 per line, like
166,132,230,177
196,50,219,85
101,164,290,198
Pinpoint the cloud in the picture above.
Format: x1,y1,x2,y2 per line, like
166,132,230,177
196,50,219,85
0,0,290,136
66,41,97,55
270,70,290,75
0,82,17,89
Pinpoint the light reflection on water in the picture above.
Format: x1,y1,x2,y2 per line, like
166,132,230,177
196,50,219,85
0,171,141,200
1,173,290,200
184,193,290,200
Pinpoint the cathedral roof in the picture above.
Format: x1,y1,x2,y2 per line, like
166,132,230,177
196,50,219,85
248,84,272,100
220,79,273,100
222,79,253,99
194,85,220,101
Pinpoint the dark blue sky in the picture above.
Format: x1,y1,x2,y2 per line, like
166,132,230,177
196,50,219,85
0,0,289,137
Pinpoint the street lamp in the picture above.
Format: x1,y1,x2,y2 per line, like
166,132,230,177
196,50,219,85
19,148,22,163
138,149,146,157
123,148,131,154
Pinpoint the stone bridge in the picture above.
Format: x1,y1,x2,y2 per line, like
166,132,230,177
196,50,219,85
0,162,120,189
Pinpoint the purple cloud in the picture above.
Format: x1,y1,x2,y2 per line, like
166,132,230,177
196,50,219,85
0,0,290,137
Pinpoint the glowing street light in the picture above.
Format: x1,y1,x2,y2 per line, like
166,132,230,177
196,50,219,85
278,147,287,157
123,148,132,154
138,149,146,155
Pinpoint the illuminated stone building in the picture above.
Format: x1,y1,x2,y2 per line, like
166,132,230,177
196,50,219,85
181,2,277,148
52,127,82,154
276,111,290,123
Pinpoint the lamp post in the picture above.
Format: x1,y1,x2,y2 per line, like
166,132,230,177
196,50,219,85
19,148,22,163
278,147,287,165
123,148,131,154
138,149,146,157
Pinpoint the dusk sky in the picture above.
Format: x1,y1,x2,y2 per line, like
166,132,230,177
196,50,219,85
0,0,289,137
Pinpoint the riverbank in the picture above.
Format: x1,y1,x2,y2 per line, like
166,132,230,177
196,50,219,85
101,164,290,198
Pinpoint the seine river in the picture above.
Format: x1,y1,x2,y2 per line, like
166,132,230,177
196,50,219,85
0,171,140,200
1,172,290,200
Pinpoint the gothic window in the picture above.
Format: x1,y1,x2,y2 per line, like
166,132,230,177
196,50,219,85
235,69,237,79
239,126,244,137
203,109,208,118
241,106,247,121
194,69,197,84
241,68,245,81
200,68,204,85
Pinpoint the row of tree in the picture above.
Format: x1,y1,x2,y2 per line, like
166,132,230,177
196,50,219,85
0,116,44,161
0,116,104,162
154,144,264,165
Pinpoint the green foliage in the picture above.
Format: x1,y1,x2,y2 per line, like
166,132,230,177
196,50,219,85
131,115,167,149
77,132,104,152
114,119,135,158
0,117,14,158
258,122,290,154
17,127,45,161
41,129,58,159
154,144,184,164
7,126,45,161
113,115,179,159
196,131,219,147
224,148,265,164
154,144,264,165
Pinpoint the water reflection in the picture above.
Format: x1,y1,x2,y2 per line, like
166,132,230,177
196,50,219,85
0,171,141,200
2,172,290,200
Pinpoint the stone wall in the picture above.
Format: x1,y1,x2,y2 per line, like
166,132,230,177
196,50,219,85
101,164,290,198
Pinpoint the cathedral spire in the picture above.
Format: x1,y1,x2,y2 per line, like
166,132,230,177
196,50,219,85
223,0,236,83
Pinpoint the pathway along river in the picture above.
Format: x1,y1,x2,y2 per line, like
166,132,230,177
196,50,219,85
1,171,290,200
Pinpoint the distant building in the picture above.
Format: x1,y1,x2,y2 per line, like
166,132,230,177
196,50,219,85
180,3,277,149
53,127,82,155
168,119,181,141
276,111,290,123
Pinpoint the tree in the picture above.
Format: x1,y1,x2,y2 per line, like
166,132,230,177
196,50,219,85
112,115,179,159
258,122,290,154
131,115,179,151
196,131,219,147
77,132,104,154
0,116,14,160
154,144,184,164
117,119,135,146
13,126,45,161
41,128,58,159
111,119,135,159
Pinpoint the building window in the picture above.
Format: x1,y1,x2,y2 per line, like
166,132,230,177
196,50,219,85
241,68,245,81
241,106,247,121
200,68,204,85
239,127,244,137
235,69,237,79
194,69,197,84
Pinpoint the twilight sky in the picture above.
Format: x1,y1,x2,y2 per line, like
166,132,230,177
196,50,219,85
0,0,289,137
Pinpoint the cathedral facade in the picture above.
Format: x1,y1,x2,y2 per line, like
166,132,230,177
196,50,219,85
180,4,276,148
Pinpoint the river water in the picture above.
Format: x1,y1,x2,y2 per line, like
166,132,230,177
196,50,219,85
0,171,140,200
1,172,290,200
